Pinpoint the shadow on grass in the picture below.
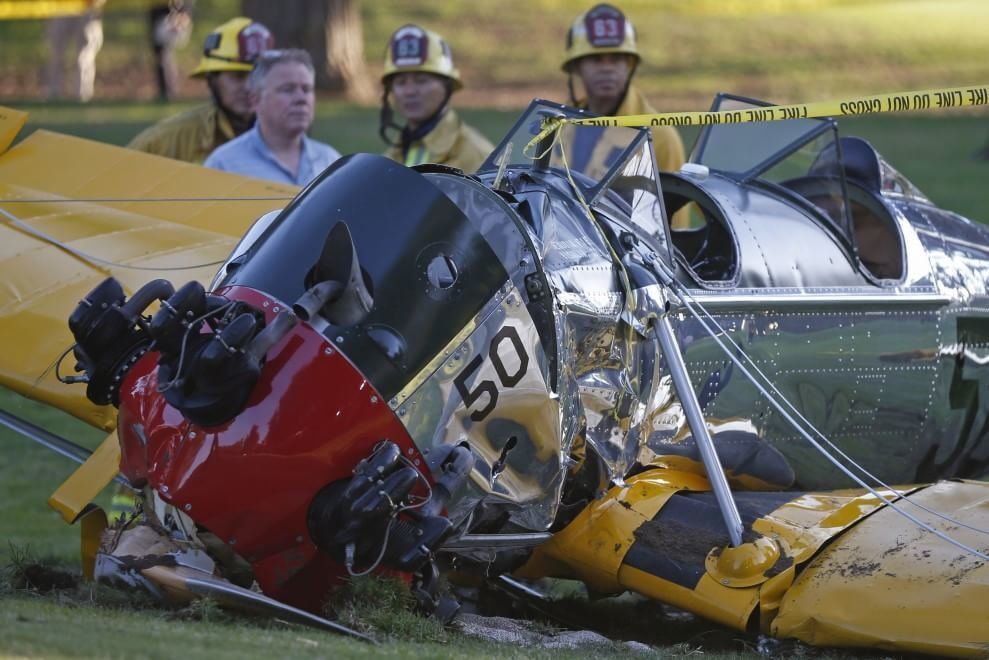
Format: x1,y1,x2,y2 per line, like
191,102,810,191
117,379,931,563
0,547,932,659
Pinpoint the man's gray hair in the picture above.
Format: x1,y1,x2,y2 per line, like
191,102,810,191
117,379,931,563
247,48,315,92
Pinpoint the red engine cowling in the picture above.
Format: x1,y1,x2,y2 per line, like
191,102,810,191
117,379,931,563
115,286,424,612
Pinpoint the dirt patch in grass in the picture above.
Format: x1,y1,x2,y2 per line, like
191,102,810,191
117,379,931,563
11,563,79,592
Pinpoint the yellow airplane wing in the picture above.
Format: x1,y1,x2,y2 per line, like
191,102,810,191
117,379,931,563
0,107,296,429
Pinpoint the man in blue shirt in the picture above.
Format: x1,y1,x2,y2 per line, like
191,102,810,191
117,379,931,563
204,49,340,186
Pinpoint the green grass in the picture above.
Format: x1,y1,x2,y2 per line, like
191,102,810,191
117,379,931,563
0,549,769,658
0,388,106,565
1,591,764,659
0,593,377,659
1,559,861,659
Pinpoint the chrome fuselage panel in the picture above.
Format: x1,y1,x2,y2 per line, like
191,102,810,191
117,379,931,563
393,155,989,533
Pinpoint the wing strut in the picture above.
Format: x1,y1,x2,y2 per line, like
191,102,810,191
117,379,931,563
638,257,744,547
652,303,745,547
0,408,130,488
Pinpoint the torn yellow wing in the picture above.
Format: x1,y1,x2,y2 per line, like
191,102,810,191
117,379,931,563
0,107,296,428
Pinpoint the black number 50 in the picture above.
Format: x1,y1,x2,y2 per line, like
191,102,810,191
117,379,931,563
453,326,529,422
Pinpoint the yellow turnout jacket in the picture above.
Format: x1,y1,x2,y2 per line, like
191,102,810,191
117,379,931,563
385,109,493,173
576,85,689,228
127,103,238,164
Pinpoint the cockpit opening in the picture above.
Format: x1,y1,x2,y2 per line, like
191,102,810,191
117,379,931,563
781,137,905,282
690,95,907,285
661,173,738,284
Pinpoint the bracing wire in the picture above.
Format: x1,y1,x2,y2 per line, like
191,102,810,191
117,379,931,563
671,282,989,538
666,281,989,560
0,206,227,271
526,116,989,558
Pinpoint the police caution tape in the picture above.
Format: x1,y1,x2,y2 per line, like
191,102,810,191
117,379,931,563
577,85,989,127
528,84,989,150
0,1,89,20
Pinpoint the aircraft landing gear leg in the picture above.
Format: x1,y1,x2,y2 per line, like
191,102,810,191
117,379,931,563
412,560,460,623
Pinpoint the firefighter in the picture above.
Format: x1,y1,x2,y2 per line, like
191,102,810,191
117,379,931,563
380,24,493,173
563,4,689,228
128,17,274,163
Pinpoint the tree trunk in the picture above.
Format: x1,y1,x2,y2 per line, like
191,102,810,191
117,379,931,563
324,0,376,103
241,0,374,102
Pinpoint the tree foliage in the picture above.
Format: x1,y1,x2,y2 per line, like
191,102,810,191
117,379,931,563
242,0,374,102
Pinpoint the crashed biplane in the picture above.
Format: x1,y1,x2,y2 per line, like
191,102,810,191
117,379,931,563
1,97,988,656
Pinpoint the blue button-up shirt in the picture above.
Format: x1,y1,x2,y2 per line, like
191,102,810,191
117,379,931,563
204,125,341,186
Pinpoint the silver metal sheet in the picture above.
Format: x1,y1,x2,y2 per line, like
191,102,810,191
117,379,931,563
397,284,563,531
414,129,989,535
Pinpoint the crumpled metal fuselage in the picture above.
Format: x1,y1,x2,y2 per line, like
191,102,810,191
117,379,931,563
404,162,989,655
407,163,989,535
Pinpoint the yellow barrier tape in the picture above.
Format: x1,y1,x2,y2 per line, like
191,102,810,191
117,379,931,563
0,1,88,19
527,84,989,155
0,0,155,20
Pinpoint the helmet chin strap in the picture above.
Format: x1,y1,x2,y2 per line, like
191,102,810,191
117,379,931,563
378,84,405,147
206,74,255,137
378,77,454,150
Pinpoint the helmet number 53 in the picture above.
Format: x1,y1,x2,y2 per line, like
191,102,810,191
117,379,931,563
453,326,529,422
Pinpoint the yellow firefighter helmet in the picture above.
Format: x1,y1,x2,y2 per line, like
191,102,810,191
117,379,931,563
561,3,641,72
191,17,274,78
382,24,462,90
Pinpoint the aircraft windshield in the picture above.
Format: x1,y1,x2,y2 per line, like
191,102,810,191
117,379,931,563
875,151,931,203
691,94,836,180
481,100,650,198
692,94,931,205
693,94,854,247
481,99,672,262
216,154,509,402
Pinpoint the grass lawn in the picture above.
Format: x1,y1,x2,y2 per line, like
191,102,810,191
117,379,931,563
2,588,800,659
0,388,106,565
1,589,659,660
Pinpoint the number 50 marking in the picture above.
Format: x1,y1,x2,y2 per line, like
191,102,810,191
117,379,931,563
453,326,529,422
